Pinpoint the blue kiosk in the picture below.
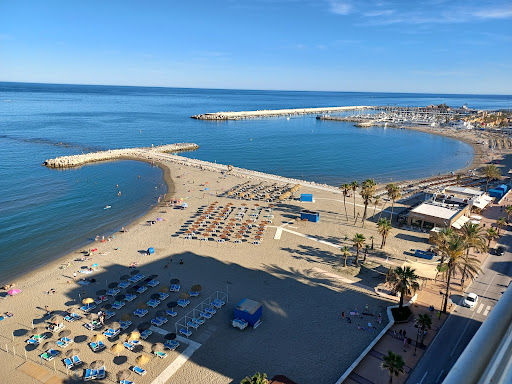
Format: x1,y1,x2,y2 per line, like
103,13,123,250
300,210,319,222
232,298,263,330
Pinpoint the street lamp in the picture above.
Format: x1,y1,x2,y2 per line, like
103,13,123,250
414,326,421,356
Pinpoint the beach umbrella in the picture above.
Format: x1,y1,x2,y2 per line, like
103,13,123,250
137,303,147,309
110,322,121,330
155,310,166,317
7,288,21,296
167,301,178,309
150,293,160,300
164,333,176,340
191,285,202,292
111,343,124,356
170,279,180,284
115,294,126,301
158,286,169,293
59,330,71,338
136,354,150,366
90,360,105,369
90,334,104,342
179,292,190,300
96,289,107,296
126,331,140,341
148,274,158,280
120,313,132,321
137,322,150,331
108,282,119,289
129,270,140,276
82,298,94,304
42,341,58,350
127,287,137,294
119,275,130,281
182,203,188,208
147,247,155,254
117,370,131,381
151,343,165,352
66,348,80,357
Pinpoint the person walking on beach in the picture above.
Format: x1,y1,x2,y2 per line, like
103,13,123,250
44,305,51,316
73,272,77,279
341,311,345,320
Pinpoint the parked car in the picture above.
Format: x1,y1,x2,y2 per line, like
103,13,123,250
496,245,506,256
463,293,478,308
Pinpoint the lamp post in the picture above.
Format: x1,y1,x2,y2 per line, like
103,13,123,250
414,326,421,356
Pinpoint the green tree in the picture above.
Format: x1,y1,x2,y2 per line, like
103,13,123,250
388,266,419,309
373,196,381,220
432,227,454,264
460,223,487,289
351,181,359,218
360,179,377,227
485,227,499,247
415,313,432,345
505,205,512,222
341,183,351,221
364,244,370,262
340,246,351,268
496,217,507,236
482,164,501,191
240,372,268,384
381,351,405,384
377,218,393,248
386,184,401,224
352,233,366,267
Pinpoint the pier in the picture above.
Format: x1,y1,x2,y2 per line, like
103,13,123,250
191,106,372,120
44,143,199,168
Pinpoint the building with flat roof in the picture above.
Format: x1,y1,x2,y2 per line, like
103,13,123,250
407,200,470,230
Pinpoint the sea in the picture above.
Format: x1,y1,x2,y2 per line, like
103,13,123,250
1,81,511,284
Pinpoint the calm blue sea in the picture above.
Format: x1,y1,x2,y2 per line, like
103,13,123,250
1,82,511,284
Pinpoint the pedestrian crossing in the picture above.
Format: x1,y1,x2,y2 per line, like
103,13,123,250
475,303,492,316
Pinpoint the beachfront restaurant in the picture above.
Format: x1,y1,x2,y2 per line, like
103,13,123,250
407,200,471,230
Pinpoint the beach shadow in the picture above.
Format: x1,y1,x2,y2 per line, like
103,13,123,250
13,328,29,337
113,355,128,365
395,233,428,243
74,334,88,343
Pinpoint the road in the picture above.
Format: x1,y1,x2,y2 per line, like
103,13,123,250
407,236,512,384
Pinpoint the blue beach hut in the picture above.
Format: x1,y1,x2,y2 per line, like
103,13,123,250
234,298,263,328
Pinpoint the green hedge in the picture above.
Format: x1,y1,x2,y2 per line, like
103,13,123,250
391,306,412,322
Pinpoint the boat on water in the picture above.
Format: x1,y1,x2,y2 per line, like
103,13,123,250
104,205,111,210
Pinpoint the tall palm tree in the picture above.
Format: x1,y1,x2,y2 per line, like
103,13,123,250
341,183,351,221
360,179,377,227
388,266,419,309
386,184,401,223
340,246,351,268
373,196,381,220
240,372,268,384
496,217,507,235
485,227,499,247
352,233,366,267
460,223,487,289
432,227,454,264
364,244,370,262
377,218,393,248
381,351,405,384
370,235,374,250
351,181,359,219
505,205,512,222
439,234,481,313
415,313,432,345
483,164,501,191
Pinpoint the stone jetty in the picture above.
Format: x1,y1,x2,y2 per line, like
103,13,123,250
44,143,199,168
191,106,371,120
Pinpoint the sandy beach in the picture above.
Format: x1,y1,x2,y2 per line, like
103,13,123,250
0,125,509,384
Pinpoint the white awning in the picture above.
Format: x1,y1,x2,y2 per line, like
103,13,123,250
472,195,493,210
452,215,470,229
470,215,483,220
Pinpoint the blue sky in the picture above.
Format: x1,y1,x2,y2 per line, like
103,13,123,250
1,0,511,93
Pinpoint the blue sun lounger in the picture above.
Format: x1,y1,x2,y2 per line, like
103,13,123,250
200,311,212,319
159,292,169,300
170,284,181,292
179,328,192,337
72,355,83,366
177,299,190,307
164,340,180,350
118,281,130,289
120,320,132,330
120,380,134,384
140,330,152,339
146,299,160,308
125,294,137,302
133,308,148,317
132,366,147,375
63,357,73,369
147,279,159,287
97,366,106,379
154,350,167,358
166,309,178,317
188,290,199,297
84,368,95,381
205,307,216,315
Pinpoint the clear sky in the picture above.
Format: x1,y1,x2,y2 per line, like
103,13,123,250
1,0,511,94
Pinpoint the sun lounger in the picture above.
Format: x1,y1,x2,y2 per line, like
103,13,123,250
26,337,39,345
112,301,125,310
118,281,130,289
81,304,96,312
107,289,120,296
70,313,82,320
179,328,192,337
124,342,135,351
146,299,160,308
40,352,53,361
64,315,75,322
125,294,137,302
187,320,200,329
48,323,64,332
170,284,181,292
204,307,216,315
188,290,199,297
128,276,138,283
57,339,69,348
90,341,106,352
133,308,148,317
164,340,180,350
166,309,177,317
48,349,60,358
191,317,205,326
72,355,83,366
147,279,160,287
232,318,248,330
136,286,147,294
120,380,134,384
140,330,152,339
104,328,120,339
154,350,167,358
159,292,169,300
84,321,102,331
84,368,95,381
63,357,73,369
97,366,106,379
212,299,225,308
200,311,212,319
105,310,116,319
120,320,132,330
177,299,190,308
132,366,147,376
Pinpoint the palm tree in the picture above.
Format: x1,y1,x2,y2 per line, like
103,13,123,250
482,164,501,191
341,183,351,221
377,218,393,248
373,196,381,219
496,217,507,235
505,205,512,222
352,233,366,267
415,313,432,345
370,235,374,250
386,184,401,223
381,351,405,384
439,234,481,313
240,372,268,384
364,244,370,262
388,266,419,309
360,179,376,227
485,227,499,247
432,227,454,264
460,223,487,289
351,181,359,218
341,246,351,267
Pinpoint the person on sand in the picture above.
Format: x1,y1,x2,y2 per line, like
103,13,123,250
44,306,52,316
